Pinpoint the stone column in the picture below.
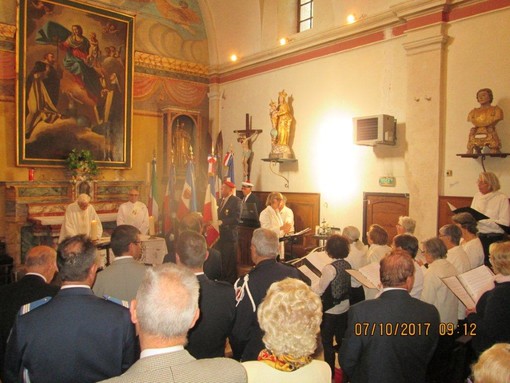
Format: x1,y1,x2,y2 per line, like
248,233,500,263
401,11,449,240
208,83,222,149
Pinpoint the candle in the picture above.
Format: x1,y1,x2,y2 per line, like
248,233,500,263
149,216,155,236
90,220,98,241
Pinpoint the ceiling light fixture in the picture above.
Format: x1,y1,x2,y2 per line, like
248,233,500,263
230,54,238,62
347,13,367,24
346,14,356,24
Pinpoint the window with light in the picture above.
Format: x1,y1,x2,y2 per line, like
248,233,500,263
298,0,313,32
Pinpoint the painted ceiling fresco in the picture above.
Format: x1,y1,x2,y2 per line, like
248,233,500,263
0,0,209,65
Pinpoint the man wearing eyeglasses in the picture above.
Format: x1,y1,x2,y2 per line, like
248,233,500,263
117,189,149,235
93,225,147,302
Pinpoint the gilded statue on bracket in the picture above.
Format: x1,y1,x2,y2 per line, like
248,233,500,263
269,90,294,159
466,88,504,154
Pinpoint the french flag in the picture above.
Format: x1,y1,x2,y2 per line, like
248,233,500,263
177,160,197,220
203,183,220,247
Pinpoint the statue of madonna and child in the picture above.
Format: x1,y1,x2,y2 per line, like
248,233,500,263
269,90,295,159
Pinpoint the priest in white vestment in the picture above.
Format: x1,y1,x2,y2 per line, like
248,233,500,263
58,193,103,243
116,189,149,234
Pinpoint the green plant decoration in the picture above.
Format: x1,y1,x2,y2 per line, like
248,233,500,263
65,149,99,181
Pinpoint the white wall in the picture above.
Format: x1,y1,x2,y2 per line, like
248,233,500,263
217,6,510,238
444,9,510,196
219,35,408,231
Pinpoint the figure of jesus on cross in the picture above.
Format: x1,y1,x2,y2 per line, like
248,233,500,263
234,113,262,181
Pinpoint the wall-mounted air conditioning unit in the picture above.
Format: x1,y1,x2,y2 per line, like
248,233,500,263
353,114,396,146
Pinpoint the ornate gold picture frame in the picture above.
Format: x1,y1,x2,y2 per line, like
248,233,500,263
17,0,134,168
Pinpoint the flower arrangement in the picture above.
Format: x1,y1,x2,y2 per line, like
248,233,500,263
65,149,99,181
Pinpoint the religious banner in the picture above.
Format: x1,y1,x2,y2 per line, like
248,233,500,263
17,0,134,168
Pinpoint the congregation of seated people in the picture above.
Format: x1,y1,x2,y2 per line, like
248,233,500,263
1,208,509,383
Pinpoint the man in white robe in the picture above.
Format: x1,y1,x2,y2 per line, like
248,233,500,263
116,189,149,234
59,193,102,243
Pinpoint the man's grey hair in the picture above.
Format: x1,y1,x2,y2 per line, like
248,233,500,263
452,212,478,235
176,231,207,269
135,263,199,339
57,235,97,281
439,224,462,246
423,237,447,260
251,228,279,258
77,193,91,204
398,216,416,234
342,226,360,242
380,251,415,288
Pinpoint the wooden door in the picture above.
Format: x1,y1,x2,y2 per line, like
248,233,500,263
363,193,410,245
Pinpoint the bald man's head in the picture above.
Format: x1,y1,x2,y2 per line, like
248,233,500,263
25,245,58,283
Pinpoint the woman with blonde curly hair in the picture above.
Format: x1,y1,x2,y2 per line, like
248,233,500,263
471,343,510,383
242,278,330,382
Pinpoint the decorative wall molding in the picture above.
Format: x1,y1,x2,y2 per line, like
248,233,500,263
133,73,208,108
211,0,510,84
135,51,209,78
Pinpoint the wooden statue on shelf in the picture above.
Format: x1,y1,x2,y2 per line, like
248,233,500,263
269,90,294,159
466,88,504,154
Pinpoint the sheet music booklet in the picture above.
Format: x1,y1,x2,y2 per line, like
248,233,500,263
291,249,331,290
346,262,381,290
441,265,495,310
447,203,510,233
280,227,312,242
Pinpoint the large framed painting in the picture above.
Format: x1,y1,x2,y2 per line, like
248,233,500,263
17,0,134,168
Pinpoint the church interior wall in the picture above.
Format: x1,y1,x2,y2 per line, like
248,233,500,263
0,0,209,242
0,0,509,244
216,4,510,240
218,35,409,234
443,8,510,196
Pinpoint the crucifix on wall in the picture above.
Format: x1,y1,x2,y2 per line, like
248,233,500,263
234,113,262,181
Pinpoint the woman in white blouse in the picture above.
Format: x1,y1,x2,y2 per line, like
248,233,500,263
259,192,291,259
471,172,510,266
452,212,485,269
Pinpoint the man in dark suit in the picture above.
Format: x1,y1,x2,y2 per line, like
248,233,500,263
0,246,59,378
339,251,440,383
240,181,262,226
176,230,236,359
215,180,241,284
163,212,223,280
98,263,246,383
4,235,136,383
231,228,302,361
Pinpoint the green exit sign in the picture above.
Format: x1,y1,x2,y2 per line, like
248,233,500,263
379,176,396,187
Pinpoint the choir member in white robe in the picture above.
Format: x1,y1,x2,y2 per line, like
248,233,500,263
116,189,149,234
